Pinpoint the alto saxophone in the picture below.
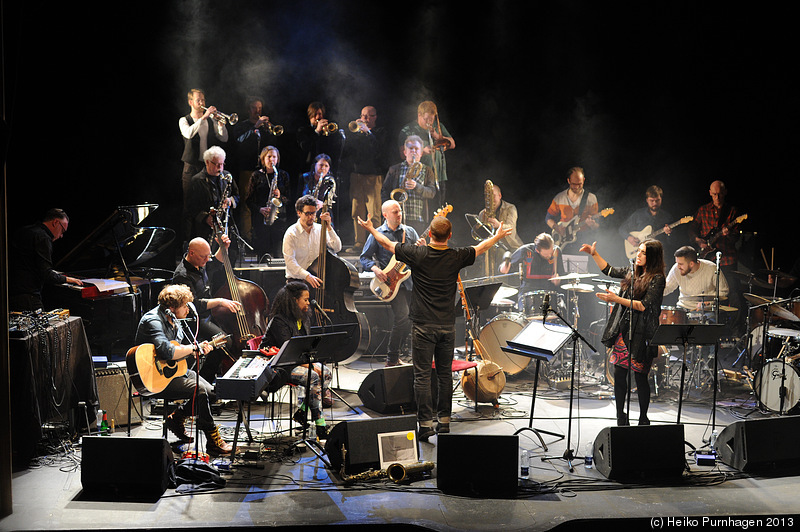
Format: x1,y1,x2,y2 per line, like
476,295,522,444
263,169,282,226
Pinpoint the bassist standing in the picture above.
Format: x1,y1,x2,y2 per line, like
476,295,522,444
359,199,421,366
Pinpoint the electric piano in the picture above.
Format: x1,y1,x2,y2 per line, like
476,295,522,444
216,353,276,401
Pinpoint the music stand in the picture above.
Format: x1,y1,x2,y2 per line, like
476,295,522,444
502,319,573,451
649,324,725,424
271,332,348,464
309,322,361,413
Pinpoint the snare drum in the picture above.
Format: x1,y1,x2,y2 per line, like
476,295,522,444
754,359,800,414
478,313,529,375
521,290,563,319
659,306,687,325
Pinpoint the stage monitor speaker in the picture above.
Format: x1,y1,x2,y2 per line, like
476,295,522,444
715,416,800,473
81,436,174,499
324,415,417,475
357,365,415,414
593,424,686,481
437,434,519,498
95,367,142,427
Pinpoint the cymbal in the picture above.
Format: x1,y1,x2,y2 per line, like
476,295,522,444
561,283,594,293
759,269,798,280
719,305,738,312
743,293,799,322
494,286,518,299
549,272,594,281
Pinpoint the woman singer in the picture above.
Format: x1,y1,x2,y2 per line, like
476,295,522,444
579,239,666,426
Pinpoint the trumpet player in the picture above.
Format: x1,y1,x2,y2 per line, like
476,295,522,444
297,101,344,174
381,136,436,237
345,105,389,253
247,146,290,259
179,89,229,244
232,97,274,240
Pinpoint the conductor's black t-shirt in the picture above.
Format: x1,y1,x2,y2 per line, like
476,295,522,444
394,243,476,326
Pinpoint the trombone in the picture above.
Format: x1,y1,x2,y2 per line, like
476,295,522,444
202,106,238,125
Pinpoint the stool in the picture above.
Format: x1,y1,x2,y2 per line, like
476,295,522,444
433,359,479,411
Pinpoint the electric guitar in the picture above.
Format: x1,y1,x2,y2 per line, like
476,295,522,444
552,208,614,247
126,333,229,396
624,216,694,259
369,204,452,302
698,214,748,259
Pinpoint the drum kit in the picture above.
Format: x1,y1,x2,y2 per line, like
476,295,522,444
476,272,600,386
741,291,800,414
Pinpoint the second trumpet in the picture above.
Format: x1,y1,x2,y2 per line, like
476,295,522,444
322,122,339,135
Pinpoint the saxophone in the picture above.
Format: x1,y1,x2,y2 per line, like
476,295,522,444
216,171,234,236
263,169,282,226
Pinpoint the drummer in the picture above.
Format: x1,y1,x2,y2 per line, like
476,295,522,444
499,232,564,312
664,245,730,319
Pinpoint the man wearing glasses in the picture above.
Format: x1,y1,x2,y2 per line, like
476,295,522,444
9,208,84,311
282,195,342,288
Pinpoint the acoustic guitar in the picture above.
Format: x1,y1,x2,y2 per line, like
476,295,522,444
126,333,229,396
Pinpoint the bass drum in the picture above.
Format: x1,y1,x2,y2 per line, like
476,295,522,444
754,359,800,414
478,313,529,375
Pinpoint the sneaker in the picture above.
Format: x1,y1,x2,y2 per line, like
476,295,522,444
165,412,194,443
418,426,436,442
385,356,401,367
204,426,232,455
436,422,450,434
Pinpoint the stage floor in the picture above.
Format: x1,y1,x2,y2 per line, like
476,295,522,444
3,349,799,531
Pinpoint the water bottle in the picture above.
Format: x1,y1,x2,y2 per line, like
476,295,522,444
520,449,530,479
584,442,594,469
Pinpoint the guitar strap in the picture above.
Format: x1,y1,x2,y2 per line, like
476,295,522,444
577,190,590,221
717,203,732,229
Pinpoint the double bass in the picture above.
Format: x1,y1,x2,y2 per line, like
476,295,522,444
307,182,369,364
209,209,270,371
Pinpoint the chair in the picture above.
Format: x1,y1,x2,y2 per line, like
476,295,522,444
432,359,479,410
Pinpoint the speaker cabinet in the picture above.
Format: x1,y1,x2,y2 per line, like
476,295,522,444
593,424,686,481
81,436,174,499
325,415,417,475
357,365,416,414
715,416,800,473
95,367,142,427
437,434,519,498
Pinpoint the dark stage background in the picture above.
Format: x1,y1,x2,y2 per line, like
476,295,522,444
3,1,797,275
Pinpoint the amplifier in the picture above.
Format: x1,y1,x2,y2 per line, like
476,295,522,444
95,366,142,426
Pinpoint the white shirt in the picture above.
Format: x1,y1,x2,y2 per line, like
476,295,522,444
664,259,729,310
178,116,229,155
282,221,342,280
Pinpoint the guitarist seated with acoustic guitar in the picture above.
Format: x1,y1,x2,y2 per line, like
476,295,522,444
134,284,233,455
359,199,424,367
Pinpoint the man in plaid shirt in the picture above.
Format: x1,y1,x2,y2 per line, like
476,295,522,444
689,180,744,334
381,135,437,237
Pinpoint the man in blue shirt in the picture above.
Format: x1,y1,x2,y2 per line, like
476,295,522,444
360,200,421,366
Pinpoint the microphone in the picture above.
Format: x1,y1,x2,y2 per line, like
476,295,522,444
165,308,178,329
541,293,550,324
715,251,722,273
310,299,332,323
187,301,198,317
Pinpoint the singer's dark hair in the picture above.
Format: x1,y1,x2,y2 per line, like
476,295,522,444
269,281,310,323
620,239,666,299
158,284,194,310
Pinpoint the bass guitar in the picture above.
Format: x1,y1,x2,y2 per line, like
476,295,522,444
552,208,614,247
624,215,694,259
698,214,748,259
126,334,229,396
369,204,453,302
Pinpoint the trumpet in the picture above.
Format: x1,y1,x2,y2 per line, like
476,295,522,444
348,119,366,133
266,120,284,136
202,106,238,125
321,122,339,135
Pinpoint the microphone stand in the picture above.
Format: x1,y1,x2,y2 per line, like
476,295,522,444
626,259,635,423
710,252,722,440
312,303,356,414
176,316,206,466
541,297,598,472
